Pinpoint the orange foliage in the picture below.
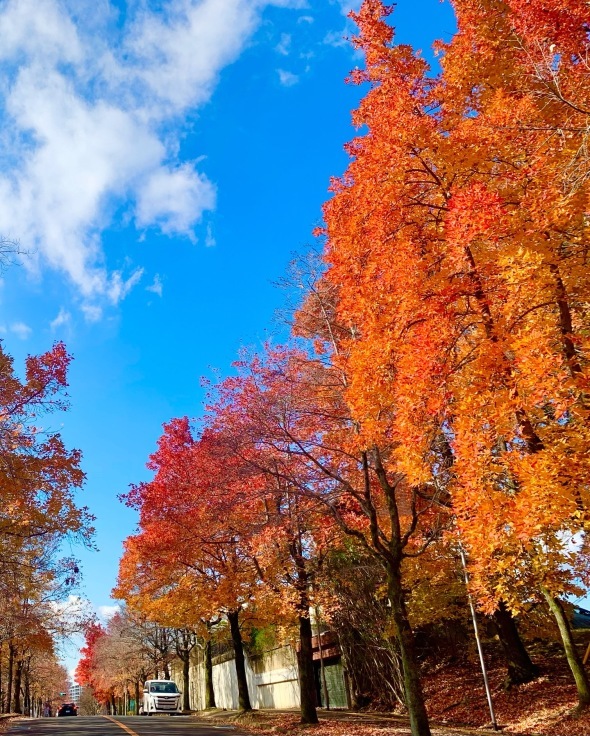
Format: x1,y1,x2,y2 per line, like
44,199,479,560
321,0,590,612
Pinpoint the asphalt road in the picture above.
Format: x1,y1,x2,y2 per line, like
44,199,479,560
7,716,239,736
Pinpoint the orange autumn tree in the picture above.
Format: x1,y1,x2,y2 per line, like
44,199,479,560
0,342,93,560
438,0,590,705
203,343,451,736
0,341,93,714
315,4,470,733
321,0,590,716
116,545,219,710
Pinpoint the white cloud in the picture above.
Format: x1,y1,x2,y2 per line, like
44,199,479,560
107,267,144,305
50,307,71,330
136,164,216,237
336,0,362,14
98,604,120,621
146,274,163,297
324,0,361,50
125,0,261,115
10,322,32,340
323,29,348,48
276,33,292,55
0,0,304,304
81,304,103,323
277,69,299,86
49,594,94,634
205,224,216,248
0,0,83,64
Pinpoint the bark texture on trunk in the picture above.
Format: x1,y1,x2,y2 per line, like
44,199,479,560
182,654,190,711
387,568,432,736
542,587,590,707
23,660,30,716
13,658,22,714
227,609,252,711
492,601,539,685
296,614,319,724
6,643,14,713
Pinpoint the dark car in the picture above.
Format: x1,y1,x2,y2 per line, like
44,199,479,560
573,606,590,629
57,703,78,717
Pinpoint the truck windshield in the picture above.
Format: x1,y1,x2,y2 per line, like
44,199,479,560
149,683,179,694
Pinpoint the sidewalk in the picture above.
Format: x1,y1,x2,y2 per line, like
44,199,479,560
191,707,503,736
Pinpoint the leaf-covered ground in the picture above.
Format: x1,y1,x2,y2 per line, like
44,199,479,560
198,641,590,736
203,711,471,736
421,640,590,735
0,716,16,734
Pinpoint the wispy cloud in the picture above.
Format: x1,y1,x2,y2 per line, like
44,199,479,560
0,0,304,304
323,29,349,47
324,0,361,49
336,0,362,14
5,322,32,340
276,32,292,55
277,68,299,86
107,268,144,305
146,274,163,297
50,307,71,330
81,304,103,323
205,224,216,248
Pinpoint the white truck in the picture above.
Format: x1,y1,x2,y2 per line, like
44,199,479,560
140,679,182,715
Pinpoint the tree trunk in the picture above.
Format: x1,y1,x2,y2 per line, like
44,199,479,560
297,614,319,724
23,660,30,716
388,567,431,736
6,643,14,713
204,638,216,709
182,652,190,711
542,586,590,707
227,609,252,711
134,681,140,715
13,659,22,714
492,600,539,685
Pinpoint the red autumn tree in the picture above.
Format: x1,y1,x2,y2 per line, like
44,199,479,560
76,623,111,708
117,418,267,713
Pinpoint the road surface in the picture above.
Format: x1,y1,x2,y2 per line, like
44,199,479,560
7,716,239,736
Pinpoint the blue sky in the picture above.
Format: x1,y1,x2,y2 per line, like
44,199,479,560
0,0,458,675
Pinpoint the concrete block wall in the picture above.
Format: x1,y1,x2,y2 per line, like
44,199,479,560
170,643,301,711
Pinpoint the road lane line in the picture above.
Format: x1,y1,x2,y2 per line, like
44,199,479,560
103,715,140,735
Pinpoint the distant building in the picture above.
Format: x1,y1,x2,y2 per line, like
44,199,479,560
68,684,83,704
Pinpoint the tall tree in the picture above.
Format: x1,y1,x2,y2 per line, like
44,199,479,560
321,0,590,712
